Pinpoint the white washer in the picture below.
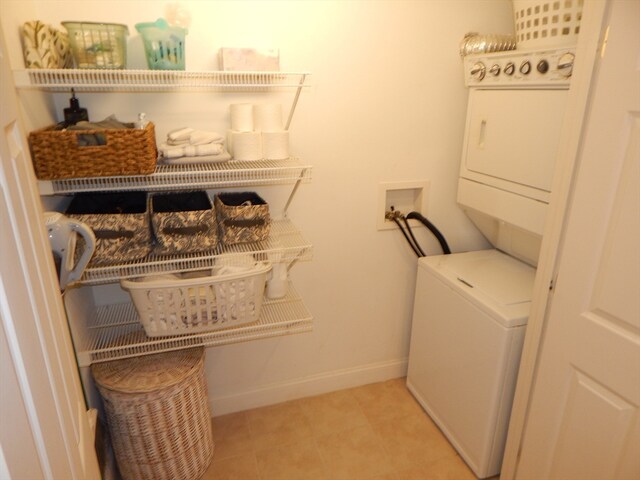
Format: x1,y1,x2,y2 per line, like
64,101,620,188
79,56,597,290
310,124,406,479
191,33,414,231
406,249,535,479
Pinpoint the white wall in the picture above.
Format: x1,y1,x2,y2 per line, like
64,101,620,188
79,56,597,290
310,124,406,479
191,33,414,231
1,0,514,414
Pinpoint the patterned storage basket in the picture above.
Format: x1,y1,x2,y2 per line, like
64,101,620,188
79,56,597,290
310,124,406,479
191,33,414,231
150,191,218,255
28,122,157,180
121,262,271,337
215,192,271,245
91,348,214,480
66,191,151,266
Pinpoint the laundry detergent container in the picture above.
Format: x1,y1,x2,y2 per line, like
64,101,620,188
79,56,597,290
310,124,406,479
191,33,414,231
92,347,214,480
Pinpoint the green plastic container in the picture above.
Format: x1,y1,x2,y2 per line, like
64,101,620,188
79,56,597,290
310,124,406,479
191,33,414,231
135,18,187,70
62,22,128,69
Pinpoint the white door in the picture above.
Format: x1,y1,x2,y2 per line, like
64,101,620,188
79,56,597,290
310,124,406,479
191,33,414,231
515,1,640,479
0,24,100,480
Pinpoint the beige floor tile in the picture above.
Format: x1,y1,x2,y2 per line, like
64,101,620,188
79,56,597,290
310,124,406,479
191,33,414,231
298,389,369,436
247,400,315,451
255,438,329,480
349,378,424,424
395,455,478,480
371,411,458,471
200,452,260,480
211,413,254,462
315,424,394,479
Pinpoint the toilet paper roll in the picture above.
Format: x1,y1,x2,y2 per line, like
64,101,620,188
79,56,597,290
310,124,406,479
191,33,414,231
231,131,262,161
230,103,254,132
253,103,283,132
262,130,290,160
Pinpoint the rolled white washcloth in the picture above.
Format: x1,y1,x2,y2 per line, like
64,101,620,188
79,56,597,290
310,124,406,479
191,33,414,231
167,127,194,143
230,103,254,132
262,130,289,160
160,142,224,159
166,129,224,146
253,104,283,132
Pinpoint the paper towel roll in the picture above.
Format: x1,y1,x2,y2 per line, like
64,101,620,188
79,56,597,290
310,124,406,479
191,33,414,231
253,104,283,132
230,103,254,132
231,131,262,161
262,131,290,160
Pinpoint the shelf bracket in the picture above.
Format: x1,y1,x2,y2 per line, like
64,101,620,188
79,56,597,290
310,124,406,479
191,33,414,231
282,167,308,218
285,73,307,131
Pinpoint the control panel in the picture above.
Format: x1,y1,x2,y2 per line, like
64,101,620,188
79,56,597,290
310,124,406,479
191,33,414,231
464,48,575,88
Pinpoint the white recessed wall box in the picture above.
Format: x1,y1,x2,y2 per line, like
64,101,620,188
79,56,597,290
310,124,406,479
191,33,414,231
377,180,430,230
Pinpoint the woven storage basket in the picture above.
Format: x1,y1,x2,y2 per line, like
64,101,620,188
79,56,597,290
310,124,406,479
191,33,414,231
215,192,271,245
28,122,157,180
151,191,218,255
91,348,214,480
121,262,271,337
66,191,151,266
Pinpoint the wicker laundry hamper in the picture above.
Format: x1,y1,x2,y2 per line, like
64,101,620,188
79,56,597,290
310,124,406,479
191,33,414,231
91,347,214,480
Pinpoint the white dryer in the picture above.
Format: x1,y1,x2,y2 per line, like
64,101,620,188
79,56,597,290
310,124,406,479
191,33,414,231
407,47,575,479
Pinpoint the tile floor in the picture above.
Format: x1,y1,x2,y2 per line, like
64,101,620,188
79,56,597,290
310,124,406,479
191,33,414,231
202,377,499,480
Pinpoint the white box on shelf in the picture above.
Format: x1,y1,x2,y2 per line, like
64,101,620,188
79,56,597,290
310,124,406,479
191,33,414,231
219,48,280,71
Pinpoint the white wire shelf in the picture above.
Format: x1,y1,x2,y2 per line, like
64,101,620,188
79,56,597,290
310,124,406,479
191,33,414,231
78,218,312,286
38,159,312,195
14,69,310,92
74,284,313,367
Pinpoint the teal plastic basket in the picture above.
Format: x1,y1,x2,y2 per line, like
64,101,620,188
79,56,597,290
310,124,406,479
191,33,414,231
135,18,187,70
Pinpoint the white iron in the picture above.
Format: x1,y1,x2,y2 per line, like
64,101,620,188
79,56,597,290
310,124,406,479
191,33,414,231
43,212,95,289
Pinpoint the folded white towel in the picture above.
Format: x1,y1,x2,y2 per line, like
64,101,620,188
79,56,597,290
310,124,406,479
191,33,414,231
160,142,224,159
159,150,232,165
189,130,224,146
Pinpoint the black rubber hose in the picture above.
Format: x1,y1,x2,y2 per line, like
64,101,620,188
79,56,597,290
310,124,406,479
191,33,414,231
402,215,426,257
392,216,422,257
406,211,451,255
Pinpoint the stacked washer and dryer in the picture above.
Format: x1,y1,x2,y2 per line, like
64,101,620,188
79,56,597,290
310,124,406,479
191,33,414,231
406,46,576,478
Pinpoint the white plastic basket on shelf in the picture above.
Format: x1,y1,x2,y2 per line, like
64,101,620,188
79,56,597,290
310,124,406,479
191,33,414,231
513,0,582,48
121,262,271,337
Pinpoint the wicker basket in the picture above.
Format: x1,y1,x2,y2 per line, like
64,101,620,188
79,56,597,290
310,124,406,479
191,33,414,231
91,348,214,480
121,262,271,337
66,191,152,266
150,191,218,255
215,192,271,245
28,122,157,180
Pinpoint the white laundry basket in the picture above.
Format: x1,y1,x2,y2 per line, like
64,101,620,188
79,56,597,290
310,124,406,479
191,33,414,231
513,0,582,48
122,263,271,337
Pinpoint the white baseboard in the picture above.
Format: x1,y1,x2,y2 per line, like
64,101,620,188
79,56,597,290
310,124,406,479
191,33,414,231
210,357,408,416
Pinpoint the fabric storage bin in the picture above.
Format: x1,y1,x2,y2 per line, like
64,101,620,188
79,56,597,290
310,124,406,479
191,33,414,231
121,262,271,337
214,192,271,245
29,122,157,180
91,348,214,480
66,191,151,266
150,191,218,255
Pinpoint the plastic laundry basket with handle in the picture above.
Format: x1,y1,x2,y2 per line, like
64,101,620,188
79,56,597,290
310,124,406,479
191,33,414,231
135,18,187,70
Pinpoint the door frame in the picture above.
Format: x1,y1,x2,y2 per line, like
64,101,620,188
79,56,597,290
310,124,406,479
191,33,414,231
501,0,611,477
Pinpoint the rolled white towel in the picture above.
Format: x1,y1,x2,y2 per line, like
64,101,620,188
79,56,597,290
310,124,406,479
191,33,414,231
160,142,224,159
167,127,194,143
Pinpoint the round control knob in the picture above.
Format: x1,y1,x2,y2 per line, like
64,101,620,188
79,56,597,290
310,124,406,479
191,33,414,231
470,62,486,81
537,60,549,74
557,52,575,77
520,60,531,75
489,64,501,76
504,62,515,76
